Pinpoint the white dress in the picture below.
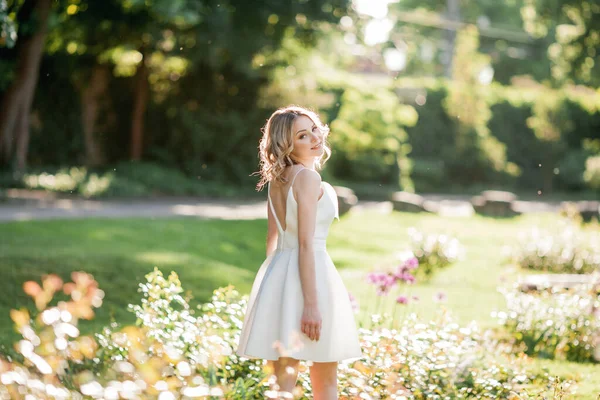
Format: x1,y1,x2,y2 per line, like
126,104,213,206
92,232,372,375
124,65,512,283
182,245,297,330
236,169,363,362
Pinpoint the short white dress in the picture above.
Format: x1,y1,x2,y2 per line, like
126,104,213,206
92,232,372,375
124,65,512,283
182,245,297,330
236,168,362,362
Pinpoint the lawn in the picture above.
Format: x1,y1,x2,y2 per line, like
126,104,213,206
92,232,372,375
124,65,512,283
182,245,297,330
0,211,599,397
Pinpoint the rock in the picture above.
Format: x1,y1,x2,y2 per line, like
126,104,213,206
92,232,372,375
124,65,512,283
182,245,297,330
332,186,358,216
574,201,599,223
471,190,520,217
518,273,600,292
390,191,428,213
482,190,517,203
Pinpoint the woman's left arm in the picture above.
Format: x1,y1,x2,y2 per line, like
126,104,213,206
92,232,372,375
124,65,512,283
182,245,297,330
266,199,279,257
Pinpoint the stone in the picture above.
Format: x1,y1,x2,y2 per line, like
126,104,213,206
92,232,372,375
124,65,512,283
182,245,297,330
482,190,518,203
568,201,600,223
332,186,358,216
390,191,428,213
517,273,599,292
471,190,520,217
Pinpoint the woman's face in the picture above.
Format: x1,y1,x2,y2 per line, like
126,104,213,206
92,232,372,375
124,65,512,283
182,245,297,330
290,115,324,162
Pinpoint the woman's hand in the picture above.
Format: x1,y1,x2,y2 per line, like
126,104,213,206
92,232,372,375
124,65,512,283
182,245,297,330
301,304,322,341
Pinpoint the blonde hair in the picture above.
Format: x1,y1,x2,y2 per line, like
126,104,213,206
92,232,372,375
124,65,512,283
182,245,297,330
256,105,331,191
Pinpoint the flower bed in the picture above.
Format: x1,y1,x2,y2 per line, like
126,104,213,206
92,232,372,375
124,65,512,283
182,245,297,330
494,284,600,363
507,223,600,274
0,270,570,399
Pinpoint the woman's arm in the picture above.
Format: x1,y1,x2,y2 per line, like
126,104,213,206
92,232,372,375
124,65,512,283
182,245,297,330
294,170,322,341
266,199,279,257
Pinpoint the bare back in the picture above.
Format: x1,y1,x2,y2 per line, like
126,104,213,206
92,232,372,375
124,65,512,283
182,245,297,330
269,165,324,231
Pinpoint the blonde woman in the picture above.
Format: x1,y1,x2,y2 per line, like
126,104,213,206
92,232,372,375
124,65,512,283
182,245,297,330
236,105,362,399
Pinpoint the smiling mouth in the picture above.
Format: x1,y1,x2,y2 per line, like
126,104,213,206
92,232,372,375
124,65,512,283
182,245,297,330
311,142,322,150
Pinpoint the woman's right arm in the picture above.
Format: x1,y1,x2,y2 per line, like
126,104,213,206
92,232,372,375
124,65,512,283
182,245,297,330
294,170,322,341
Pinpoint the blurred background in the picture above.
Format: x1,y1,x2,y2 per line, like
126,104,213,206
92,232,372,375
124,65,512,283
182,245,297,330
1,0,598,200
1,2,600,397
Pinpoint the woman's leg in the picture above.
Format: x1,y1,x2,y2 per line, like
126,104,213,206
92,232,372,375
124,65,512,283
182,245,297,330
309,361,338,400
269,357,300,395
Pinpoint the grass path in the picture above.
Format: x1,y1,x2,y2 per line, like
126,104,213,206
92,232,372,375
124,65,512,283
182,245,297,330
1,212,599,397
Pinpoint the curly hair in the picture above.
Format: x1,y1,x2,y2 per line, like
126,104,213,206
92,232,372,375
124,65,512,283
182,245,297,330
255,105,331,191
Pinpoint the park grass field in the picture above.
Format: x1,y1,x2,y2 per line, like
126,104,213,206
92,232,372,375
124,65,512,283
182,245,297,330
1,211,599,397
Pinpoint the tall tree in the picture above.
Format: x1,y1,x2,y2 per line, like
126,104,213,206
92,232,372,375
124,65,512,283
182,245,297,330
0,0,52,171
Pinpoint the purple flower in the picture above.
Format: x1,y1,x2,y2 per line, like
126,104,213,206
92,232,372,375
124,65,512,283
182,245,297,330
434,291,447,303
396,295,409,305
394,271,416,284
366,272,379,284
376,287,389,296
383,274,397,287
406,257,419,270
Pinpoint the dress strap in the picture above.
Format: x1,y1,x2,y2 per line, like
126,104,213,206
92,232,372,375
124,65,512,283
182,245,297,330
288,166,306,189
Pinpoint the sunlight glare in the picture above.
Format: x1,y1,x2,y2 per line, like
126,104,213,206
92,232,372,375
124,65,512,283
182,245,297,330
353,0,398,19
364,18,394,46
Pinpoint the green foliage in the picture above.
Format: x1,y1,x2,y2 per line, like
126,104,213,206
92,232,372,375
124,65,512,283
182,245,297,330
329,86,417,190
400,76,600,193
521,0,600,86
496,285,600,363
584,155,600,190
444,27,515,186
15,162,257,198
407,227,464,280
0,1,17,49
558,148,595,190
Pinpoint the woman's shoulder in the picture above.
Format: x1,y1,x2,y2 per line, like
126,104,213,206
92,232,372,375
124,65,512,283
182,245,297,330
292,168,321,195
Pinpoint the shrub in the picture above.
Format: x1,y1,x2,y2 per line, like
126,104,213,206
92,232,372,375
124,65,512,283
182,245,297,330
494,284,600,363
328,86,417,190
15,163,257,199
407,227,464,279
557,149,596,190
507,222,600,274
584,155,600,190
338,315,557,399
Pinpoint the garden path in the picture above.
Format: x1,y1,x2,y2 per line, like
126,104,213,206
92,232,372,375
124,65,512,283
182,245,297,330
0,189,562,223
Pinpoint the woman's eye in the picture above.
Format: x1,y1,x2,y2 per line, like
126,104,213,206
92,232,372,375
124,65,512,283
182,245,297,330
312,126,318,132
300,134,306,139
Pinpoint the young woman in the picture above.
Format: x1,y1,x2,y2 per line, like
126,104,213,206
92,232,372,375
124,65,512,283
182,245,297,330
236,106,362,399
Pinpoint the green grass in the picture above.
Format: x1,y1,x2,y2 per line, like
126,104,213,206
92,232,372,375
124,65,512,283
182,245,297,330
0,212,599,397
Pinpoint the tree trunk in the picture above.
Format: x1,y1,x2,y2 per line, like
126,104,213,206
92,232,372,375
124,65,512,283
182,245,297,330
80,64,110,166
0,83,22,162
130,53,148,161
0,0,52,171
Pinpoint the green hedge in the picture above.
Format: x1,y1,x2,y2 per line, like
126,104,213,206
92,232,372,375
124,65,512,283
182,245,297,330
398,78,600,193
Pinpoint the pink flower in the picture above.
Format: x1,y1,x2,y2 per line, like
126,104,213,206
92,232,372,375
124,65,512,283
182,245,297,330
396,295,409,305
394,271,416,284
365,272,379,284
406,257,419,270
376,284,392,296
434,291,447,303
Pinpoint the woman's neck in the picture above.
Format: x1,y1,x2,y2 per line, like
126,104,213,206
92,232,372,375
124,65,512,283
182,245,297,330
294,158,317,170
